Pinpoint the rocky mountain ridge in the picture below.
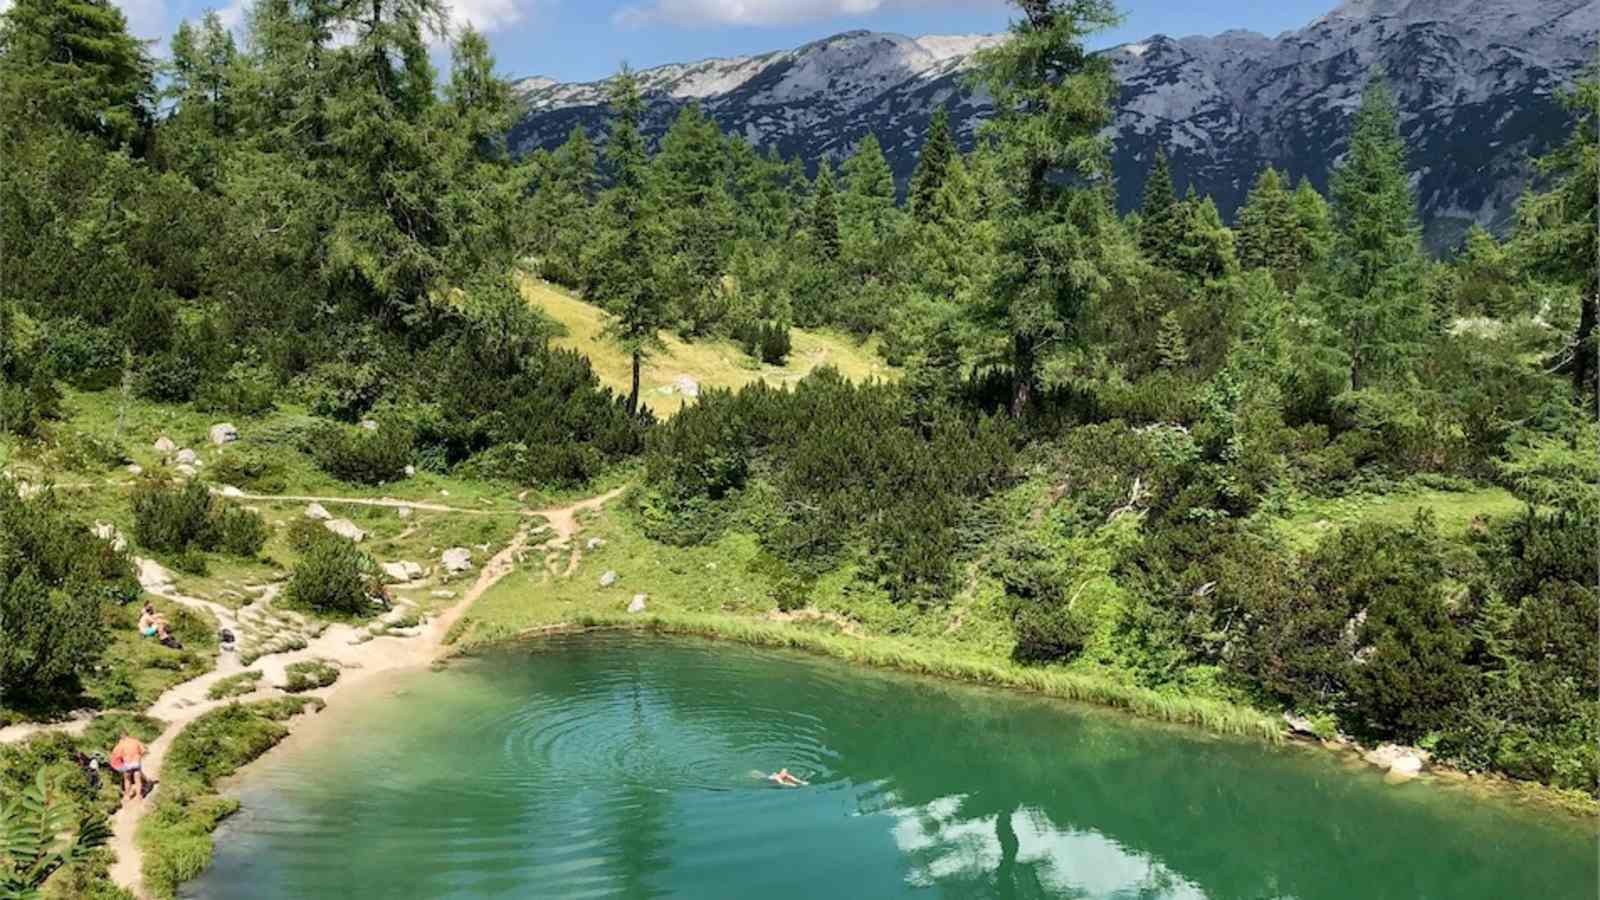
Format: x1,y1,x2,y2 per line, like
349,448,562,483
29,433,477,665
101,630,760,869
507,0,1599,250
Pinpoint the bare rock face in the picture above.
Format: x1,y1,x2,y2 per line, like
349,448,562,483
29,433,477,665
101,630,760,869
324,518,367,542
305,502,333,520
209,423,239,446
441,547,473,575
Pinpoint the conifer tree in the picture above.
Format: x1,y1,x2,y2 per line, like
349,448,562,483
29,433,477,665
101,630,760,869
1236,167,1299,286
1321,73,1426,391
1138,149,1181,267
1292,177,1335,275
971,0,1120,417
841,133,897,238
1513,74,1598,405
1175,192,1238,281
909,105,955,223
0,0,152,150
1155,309,1190,369
587,66,668,416
653,103,737,332
810,159,841,261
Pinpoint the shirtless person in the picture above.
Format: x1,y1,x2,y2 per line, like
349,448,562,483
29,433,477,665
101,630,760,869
110,733,150,802
138,604,170,642
767,768,808,787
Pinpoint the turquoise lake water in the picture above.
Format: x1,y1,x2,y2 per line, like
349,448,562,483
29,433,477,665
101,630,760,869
186,633,1597,899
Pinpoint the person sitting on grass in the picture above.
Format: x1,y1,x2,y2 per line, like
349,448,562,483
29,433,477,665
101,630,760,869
109,733,151,802
138,604,171,642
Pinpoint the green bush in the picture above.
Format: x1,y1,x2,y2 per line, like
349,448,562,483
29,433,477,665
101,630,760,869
284,535,377,615
130,479,266,558
280,660,339,693
206,448,287,494
193,356,276,416
53,430,130,472
0,487,135,706
306,420,413,485
205,671,263,700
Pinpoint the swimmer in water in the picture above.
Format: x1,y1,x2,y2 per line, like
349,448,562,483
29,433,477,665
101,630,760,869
766,768,807,787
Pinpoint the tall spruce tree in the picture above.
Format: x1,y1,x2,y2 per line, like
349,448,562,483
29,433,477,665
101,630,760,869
1235,167,1299,286
1322,74,1426,391
1175,191,1237,281
909,105,956,223
587,66,668,416
0,0,152,150
810,159,841,261
652,103,736,333
1138,149,1181,267
971,0,1120,416
1513,74,1598,405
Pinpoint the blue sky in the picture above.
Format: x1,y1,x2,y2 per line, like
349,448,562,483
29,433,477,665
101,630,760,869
85,0,1336,80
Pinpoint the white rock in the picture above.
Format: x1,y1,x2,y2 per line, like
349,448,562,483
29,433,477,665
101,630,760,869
627,594,648,613
585,537,605,551
359,419,379,431
174,464,197,478
1283,712,1317,737
126,464,144,476
93,522,128,553
305,503,333,521
1389,754,1424,778
324,519,367,542
175,448,198,465
154,436,177,454
404,465,416,477
673,376,700,398
1364,743,1428,778
220,485,244,497
209,423,239,446
431,590,457,599
396,506,413,519
441,547,473,574
599,570,618,588
381,561,424,583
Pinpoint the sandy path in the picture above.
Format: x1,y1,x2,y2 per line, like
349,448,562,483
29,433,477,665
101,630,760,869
218,491,517,516
1,487,623,899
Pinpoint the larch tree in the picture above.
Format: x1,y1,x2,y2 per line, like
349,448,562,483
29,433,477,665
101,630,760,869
809,158,841,262
1138,149,1181,268
1321,74,1427,392
587,66,669,417
970,0,1121,417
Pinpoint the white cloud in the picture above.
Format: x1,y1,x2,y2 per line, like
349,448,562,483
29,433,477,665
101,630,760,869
615,0,998,28
450,0,528,34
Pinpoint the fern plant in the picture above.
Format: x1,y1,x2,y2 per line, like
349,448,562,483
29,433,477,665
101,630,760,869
0,770,111,899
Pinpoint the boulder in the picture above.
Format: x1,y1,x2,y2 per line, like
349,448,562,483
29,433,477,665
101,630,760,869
126,464,144,476
627,594,648,613
396,506,413,519
585,537,605,551
93,522,128,553
305,502,333,520
1389,754,1424,778
381,561,424,583
431,590,457,599
175,448,198,465
154,436,177,454
209,423,239,446
1364,743,1428,778
403,465,416,477
219,485,245,497
1282,712,1318,737
599,570,618,588
359,419,379,431
324,518,367,542
673,376,700,398
441,547,473,575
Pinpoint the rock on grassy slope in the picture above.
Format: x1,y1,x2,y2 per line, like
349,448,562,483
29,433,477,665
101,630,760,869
520,275,896,418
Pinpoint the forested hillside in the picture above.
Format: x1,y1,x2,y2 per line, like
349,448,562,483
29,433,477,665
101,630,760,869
2,7,1597,891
